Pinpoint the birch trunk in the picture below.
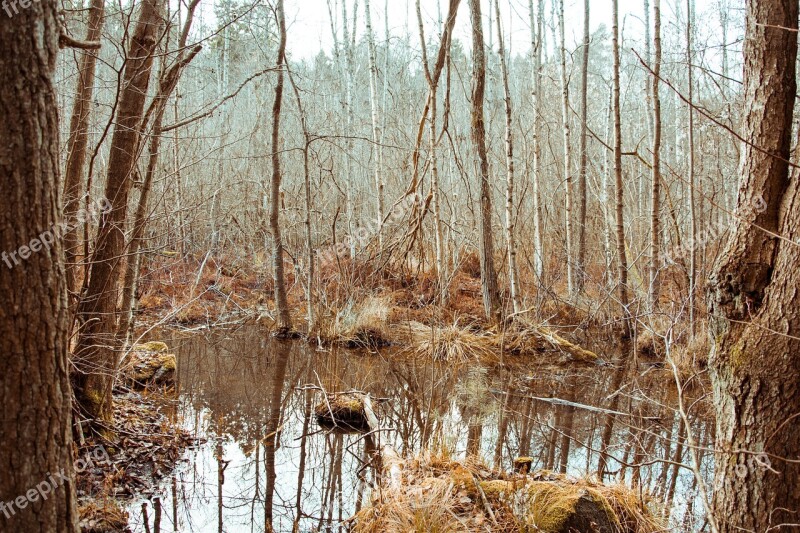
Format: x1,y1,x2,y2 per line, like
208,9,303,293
558,0,574,296
495,0,521,314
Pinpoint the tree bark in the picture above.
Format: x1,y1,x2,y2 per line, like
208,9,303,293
62,0,105,308
269,0,293,335
708,0,800,530
73,0,164,424
468,0,500,321
0,0,79,528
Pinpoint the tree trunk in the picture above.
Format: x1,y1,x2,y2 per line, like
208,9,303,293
364,0,384,250
0,0,79,528
708,0,800,530
558,0,574,296
685,0,697,335
63,0,105,307
73,0,164,424
649,0,662,310
416,0,461,305
611,0,630,335
117,36,202,346
269,0,292,335
576,0,589,294
495,0,520,314
528,0,545,284
468,0,500,321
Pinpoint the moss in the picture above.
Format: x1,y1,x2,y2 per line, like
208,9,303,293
133,341,169,353
159,354,177,371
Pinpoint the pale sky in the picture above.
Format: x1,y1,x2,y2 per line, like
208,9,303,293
280,0,731,62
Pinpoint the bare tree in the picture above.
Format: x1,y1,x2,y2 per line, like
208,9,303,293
649,0,663,310
685,0,697,334
576,0,589,294
558,0,574,296
73,0,165,424
364,0,384,249
269,0,293,335
62,0,105,307
528,0,545,283
495,0,520,314
468,0,500,320
611,0,630,334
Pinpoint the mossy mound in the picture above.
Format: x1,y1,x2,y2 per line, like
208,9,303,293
353,453,664,533
126,350,177,389
132,341,170,353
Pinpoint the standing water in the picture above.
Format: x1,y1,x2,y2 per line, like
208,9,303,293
126,325,712,532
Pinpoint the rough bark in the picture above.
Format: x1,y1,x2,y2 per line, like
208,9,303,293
0,0,79,528
73,0,164,424
708,1,800,530
62,0,105,306
468,0,500,320
270,0,293,335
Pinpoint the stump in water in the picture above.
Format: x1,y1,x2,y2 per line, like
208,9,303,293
315,393,379,434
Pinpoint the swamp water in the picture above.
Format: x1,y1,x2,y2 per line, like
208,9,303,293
127,325,712,532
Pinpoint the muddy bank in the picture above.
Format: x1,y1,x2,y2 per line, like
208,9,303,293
75,344,195,533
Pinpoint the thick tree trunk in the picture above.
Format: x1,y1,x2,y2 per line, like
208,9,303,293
468,0,500,320
63,0,105,306
73,0,164,424
270,0,293,335
708,1,800,531
0,0,79,529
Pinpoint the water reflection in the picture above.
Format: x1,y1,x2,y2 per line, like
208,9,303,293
127,325,712,532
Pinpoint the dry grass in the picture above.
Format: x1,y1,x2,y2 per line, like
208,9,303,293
318,295,393,348
398,320,498,363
